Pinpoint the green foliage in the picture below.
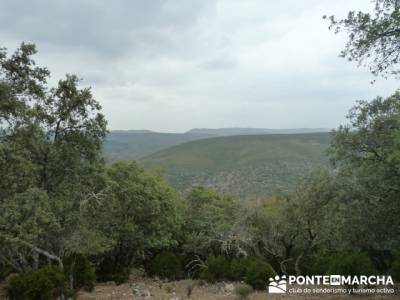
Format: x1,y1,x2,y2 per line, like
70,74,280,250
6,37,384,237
183,187,239,256
0,261,11,281
199,255,231,282
95,256,130,284
63,254,96,291
229,258,249,281
326,0,400,78
0,43,109,279
389,253,400,281
234,283,253,300
329,93,400,252
141,133,330,199
244,257,274,290
323,252,376,276
198,255,273,290
6,266,66,300
229,257,274,284
2,38,399,293
98,161,182,269
147,252,182,279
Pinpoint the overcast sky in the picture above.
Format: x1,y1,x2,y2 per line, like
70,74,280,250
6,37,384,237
1,0,399,132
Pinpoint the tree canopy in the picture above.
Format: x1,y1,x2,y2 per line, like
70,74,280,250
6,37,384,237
326,0,400,79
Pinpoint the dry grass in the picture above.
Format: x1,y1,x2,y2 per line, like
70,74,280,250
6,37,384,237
77,277,399,300
1,276,397,300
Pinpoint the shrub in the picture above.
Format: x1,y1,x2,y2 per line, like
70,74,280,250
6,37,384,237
244,257,274,290
199,255,231,282
185,280,195,297
0,262,11,281
147,252,182,280
325,252,376,276
96,257,130,284
234,283,253,300
164,284,174,293
6,266,66,300
198,255,274,289
229,258,248,281
64,254,96,291
389,254,400,281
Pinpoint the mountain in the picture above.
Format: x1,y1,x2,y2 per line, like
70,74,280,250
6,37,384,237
103,128,331,161
186,128,331,136
141,132,332,199
104,130,214,161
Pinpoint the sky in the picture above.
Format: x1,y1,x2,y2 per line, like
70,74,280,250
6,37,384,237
1,0,399,132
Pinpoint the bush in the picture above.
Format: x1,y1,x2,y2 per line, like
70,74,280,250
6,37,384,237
389,254,400,281
325,252,376,276
185,279,195,297
64,254,96,291
234,283,253,300
199,255,231,282
6,266,66,300
0,262,11,282
147,252,182,280
96,257,130,284
229,258,249,281
244,257,274,290
198,255,274,289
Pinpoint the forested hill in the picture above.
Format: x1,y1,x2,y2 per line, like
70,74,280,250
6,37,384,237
141,132,331,199
103,130,214,161
103,128,331,161
186,127,331,136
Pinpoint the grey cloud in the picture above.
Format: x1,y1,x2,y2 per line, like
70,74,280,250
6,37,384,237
1,0,399,132
0,0,215,59
201,57,236,70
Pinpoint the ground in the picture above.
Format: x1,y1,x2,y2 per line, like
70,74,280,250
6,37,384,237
1,276,398,299
77,276,400,300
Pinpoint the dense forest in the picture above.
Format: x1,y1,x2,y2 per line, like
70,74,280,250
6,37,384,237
1,0,400,299
140,132,330,198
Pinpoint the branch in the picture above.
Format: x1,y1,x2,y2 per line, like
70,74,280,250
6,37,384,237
0,233,63,269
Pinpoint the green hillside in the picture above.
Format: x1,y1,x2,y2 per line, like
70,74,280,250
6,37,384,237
103,128,331,161
141,132,332,199
104,130,214,161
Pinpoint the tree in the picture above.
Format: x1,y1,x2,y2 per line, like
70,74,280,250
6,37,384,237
326,0,400,79
96,161,182,274
239,196,297,274
239,172,342,276
328,92,400,270
183,186,239,257
0,43,109,280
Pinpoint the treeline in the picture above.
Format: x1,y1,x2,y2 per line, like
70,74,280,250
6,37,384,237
1,43,400,299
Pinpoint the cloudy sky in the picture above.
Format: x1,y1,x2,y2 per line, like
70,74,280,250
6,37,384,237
1,0,398,132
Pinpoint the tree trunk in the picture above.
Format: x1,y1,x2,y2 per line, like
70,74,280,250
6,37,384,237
69,255,76,291
295,252,304,275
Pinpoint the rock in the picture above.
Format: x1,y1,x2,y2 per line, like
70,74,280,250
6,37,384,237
132,285,151,298
225,283,235,292
141,289,151,297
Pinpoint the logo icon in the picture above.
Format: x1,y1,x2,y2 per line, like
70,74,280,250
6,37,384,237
268,275,287,293
330,275,341,286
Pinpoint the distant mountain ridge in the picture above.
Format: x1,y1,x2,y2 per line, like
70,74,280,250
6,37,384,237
104,131,213,161
103,127,332,161
186,127,331,136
